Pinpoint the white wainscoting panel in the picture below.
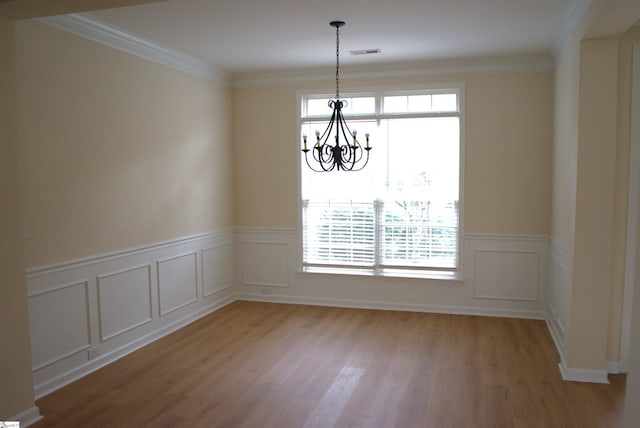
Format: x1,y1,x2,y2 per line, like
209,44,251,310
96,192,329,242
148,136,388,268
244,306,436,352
548,238,569,350
243,240,290,287
237,229,548,319
26,230,236,398
97,265,153,341
202,243,233,297
465,234,548,305
157,252,198,317
473,251,540,301
28,281,90,370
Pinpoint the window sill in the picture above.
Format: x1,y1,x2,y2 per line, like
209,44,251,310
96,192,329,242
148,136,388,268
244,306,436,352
300,266,463,283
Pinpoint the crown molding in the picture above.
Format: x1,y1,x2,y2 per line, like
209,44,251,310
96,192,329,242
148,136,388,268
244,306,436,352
553,0,593,58
37,14,230,86
232,55,554,88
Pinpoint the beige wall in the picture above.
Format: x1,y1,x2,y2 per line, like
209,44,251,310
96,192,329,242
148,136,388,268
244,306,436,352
16,21,234,268
566,38,619,370
609,24,640,364
551,0,640,375
551,43,579,251
0,17,37,419
233,72,552,235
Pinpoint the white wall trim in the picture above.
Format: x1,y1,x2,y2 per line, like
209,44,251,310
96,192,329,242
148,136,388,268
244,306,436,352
549,237,569,268
465,233,549,242
201,243,234,297
27,227,615,403
558,359,610,384
553,0,593,58
547,237,569,367
36,14,229,85
27,230,236,399
546,303,565,344
238,293,547,320
96,264,153,341
11,405,43,427
156,251,199,317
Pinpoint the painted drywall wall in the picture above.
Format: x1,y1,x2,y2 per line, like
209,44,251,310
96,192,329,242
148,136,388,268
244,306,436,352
552,0,640,376
233,72,552,235
551,44,579,253
609,24,640,366
15,20,234,268
0,17,38,420
566,38,619,371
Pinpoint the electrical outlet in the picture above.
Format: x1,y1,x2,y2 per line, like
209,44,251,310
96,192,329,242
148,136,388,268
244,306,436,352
261,287,272,295
88,347,100,360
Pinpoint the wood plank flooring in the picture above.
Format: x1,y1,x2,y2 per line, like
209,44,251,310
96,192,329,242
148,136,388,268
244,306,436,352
32,301,626,427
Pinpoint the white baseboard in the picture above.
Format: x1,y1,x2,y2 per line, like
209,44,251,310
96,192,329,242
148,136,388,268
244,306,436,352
11,406,43,427
545,304,565,361
238,293,548,320
558,360,610,384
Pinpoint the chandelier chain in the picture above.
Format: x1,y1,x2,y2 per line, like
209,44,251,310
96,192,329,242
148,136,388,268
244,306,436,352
335,24,340,100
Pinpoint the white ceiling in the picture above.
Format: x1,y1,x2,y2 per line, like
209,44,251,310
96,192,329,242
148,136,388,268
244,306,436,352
79,0,582,74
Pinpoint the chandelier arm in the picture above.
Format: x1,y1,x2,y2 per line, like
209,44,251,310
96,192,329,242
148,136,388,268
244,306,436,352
335,110,363,165
304,150,333,172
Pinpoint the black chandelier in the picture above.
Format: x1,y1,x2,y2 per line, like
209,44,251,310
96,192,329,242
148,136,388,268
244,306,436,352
302,21,371,172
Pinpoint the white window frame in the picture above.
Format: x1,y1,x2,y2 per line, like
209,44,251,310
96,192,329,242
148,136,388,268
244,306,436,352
296,83,465,281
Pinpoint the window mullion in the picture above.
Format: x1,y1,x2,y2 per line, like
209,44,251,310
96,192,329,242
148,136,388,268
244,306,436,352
374,199,383,273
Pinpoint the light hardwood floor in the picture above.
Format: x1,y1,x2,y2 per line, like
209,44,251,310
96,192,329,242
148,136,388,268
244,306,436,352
33,301,625,427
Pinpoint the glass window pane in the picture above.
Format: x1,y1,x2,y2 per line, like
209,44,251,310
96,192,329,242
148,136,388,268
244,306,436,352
385,117,459,201
350,97,375,114
383,96,407,113
341,98,353,115
307,98,332,116
408,95,432,112
432,94,457,112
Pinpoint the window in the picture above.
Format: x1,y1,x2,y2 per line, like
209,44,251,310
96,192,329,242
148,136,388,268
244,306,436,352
299,85,463,277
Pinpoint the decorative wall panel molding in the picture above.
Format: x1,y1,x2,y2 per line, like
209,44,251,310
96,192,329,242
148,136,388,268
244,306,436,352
242,240,290,287
547,238,569,352
26,230,235,398
202,243,233,297
157,252,198,317
237,229,549,319
29,226,614,394
473,250,540,301
97,264,153,341
28,280,90,371
465,234,548,304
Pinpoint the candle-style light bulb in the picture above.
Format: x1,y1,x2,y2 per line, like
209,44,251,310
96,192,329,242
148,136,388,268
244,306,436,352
303,134,307,151
365,133,370,149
